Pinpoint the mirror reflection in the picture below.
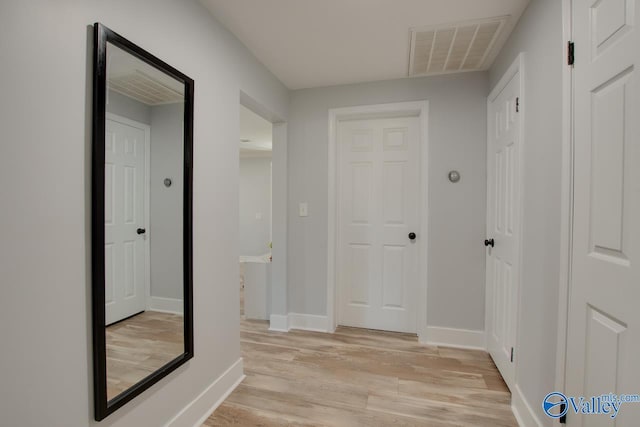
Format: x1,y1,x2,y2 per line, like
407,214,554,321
104,42,185,401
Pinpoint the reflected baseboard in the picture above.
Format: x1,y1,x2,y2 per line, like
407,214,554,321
149,296,184,315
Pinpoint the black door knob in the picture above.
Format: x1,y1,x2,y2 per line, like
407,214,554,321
484,238,494,247
408,232,417,240
136,228,146,235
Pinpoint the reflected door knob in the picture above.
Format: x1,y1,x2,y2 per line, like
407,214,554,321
408,232,417,240
484,238,494,247
137,228,146,235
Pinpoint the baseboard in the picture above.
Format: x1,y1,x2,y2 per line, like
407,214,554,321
288,313,330,332
268,314,289,332
423,326,486,350
165,358,244,427
511,384,544,427
149,296,184,315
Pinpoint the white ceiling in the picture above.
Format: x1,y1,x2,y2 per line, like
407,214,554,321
240,105,272,157
200,0,530,89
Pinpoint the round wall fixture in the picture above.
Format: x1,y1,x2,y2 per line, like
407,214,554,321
164,178,172,188
448,170,461,183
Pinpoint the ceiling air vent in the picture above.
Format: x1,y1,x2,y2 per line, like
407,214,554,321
408,16,509,76
108,70,184,106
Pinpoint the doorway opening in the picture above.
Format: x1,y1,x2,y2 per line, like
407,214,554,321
238,104,273,320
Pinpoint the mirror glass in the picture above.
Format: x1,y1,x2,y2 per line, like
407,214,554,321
104,42,185,401
92,23,193,421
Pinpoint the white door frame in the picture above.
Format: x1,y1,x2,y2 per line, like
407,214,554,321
485,53,525,387
105,112,152,317
555,0,574,397
327,101,429,340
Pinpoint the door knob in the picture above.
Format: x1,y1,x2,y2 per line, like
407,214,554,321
484,238,494,247
408,232,417,240
137,228,146,235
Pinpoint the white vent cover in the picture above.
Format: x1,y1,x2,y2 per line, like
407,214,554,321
409,16,509,76
108,70,184,106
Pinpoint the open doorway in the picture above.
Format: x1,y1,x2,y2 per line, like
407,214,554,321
238,104,273,320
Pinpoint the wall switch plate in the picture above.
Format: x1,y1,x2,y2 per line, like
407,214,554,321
255,213,262,220
299,202,308,217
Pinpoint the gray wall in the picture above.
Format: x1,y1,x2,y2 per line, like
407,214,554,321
0,0,288,426
106,89,151,125
150,103,184,300
489,0,563,424
239,157,272,256
288,72,489,332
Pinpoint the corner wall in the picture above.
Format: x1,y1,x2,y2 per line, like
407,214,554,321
489,0,564,425
287,72,489,333
0,0,288,425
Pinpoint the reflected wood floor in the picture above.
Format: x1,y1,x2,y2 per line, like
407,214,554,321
106,311,184,400
203,319,517,426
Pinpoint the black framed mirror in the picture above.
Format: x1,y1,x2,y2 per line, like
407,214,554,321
91,23,194,421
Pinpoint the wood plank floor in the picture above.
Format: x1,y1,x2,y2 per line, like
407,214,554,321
106,311,184,400
203,319,517,426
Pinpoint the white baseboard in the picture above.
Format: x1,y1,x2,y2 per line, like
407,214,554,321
269,313,330,333
165,358,244,427
149,296,184,315
268,314,289,332
288,313,330,332
423,326,486,350
511,384,544,427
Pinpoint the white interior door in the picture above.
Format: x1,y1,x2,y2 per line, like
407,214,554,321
486,66,521,391
565,1,640,425
337,116,420,333
105,116,147,325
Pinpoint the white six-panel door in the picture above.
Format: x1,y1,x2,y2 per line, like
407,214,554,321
566,0,640,424
105,116,148,325
337,116,420,333
486,64,521,391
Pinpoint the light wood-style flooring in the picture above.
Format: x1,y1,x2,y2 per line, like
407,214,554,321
203,318,517,426
106,311,184,400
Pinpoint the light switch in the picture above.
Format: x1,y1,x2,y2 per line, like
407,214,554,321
299,202,308,217
255,213,262,220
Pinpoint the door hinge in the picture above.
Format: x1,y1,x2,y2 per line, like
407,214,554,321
559,403,567,424
510,347,514,363
515,97,520,113
568,41,575,66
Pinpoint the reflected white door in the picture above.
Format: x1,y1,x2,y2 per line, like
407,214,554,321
486,67,521,391
566,1,640,425
105,116,147,325
337,117,420,333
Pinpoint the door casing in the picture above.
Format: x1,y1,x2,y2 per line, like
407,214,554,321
555,0,574,399
327,101,429,341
